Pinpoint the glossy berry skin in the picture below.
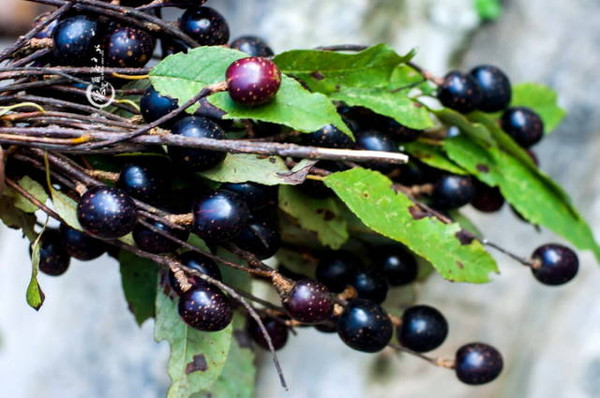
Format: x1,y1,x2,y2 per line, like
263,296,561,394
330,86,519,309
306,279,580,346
179,7,229,46
337,299,393,353
469,65,511,112
169,251,222,295
132,220,189,254
192,190,250,242
52,15,101,66
168,116,226,171
232,218,281,259
531,244,579,285
374,245,418,286
178,281,233,332
471,180,505,213
501,107,544,148
315,252,359,293
117,160,169,205
77,186,137,239
354,130,399,172
432,175,475,210
246,315,289,351
59,224,106,261
437,71,482,114
351,271,388,304
103,26,155,68
226,57,282,107
398,305,448,353
282,279,334,324
35,229,70,276
302,124,354,149
140,86,179,127
221,182,277,211
230,35,274,57
455,343,503,385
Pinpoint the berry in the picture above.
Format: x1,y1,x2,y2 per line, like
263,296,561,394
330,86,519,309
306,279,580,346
469,65,512,112
52,15,101,66
354,130,399,172
378,118,421,142
531,244,579,285
301,124,354,149
437,71,482,114
221,182,277,211
103,26,155,68
230,35,274,57
132,219,189,254
336,299,393,353
34,228,70,276
455,343,503,385
394,161,440,186
351,271,388,304
178,281,233,332
59,224,106,261
471,180,505,213
168,116,227,171
192,190,250,242
398,305,448,352
246,315,289,351
432,175,475,210
501,107,544,148
140,86,179,127
232,218,281,259
169,251,222,295
226,57,282,107
117,160,169,205
160,38,191,57
374,245,418,286
315,252,359,293
77,186,137,239
179,7,229,46
282,279,334,324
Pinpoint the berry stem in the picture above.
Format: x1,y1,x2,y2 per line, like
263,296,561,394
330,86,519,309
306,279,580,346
481,239,536,267
388,343,455,369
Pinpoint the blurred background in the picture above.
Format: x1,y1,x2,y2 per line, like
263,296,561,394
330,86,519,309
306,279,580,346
0,0,599,397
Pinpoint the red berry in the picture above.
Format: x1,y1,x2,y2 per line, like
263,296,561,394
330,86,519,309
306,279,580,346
225,57,282,107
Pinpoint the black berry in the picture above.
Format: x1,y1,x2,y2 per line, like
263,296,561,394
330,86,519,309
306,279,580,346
336,299,393,353
179,7,229,46
437,71,482,114
34,228,70,276
282,279,334,324
378,117,422,142
59,224,106,261
230,35,274,57
178,281,233,332
52,15,101,66
117,160,169,205
469,65,512,112
374,245,418,286
232,218,281,259
315,252,359,293
169,251,222,295
394,161,440,186
103,26,155,68
398,305,448,353
531,244,579,285
226,57,282,107
192,190,250,242
354,130,399,172
220,182,277,211
140,86,179,127
501,107,544,148
471,180,505,213
77,186,137,239
246,315,289,351
168,116,227,171
432,175,475,210
351,271,388,304
455,343,503,385
132,219,189,254
302,124,354,149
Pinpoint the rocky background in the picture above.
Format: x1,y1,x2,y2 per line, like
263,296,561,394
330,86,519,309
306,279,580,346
0,0,599,397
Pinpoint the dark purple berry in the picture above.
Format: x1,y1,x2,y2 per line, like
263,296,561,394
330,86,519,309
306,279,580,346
315,252,359,293
34,228,70,276
432,175,475,210
282,279,334,324
393,161,440,186
117,160,169,205
230,35,274,57
169,251,222,295
220,182,277,211
59,224,106,261
398,305,448,353
246,315,289,351
232,218,281,259
77,186,137,239
132,220,189,254
178,281,233,331
531,244,579,285
437,71,482,114
455,343,503,385
374,245,418,286
226,57,282,107
469,65,511,112
501,107,544,148
52,15,101,66
302,124,354,149
168,116,226,171
179,7,229,45
379,118,421,142
471,180,505,213
354,130,399,172
140,86,179,127
351,271,388,304
336,299,393,353
192,190,250,242
103,26,155,68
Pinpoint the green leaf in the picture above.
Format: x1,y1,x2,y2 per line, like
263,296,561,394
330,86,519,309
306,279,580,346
198,154,299,185
150,46,350,136
325,168,498,283
26,229,45,311
155,288,233,398
0,196,36,240
390,64,435,95
434,108,496,147
119,251,158,325
403,141,467,175
279,185,349,249
474,0,502,20
3,176,48,213
49,187,81,229
510,83,566,133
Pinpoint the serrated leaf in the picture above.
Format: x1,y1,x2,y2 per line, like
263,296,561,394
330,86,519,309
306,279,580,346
474,0,502,20
119,251,158,325
198,154,296,185
155,288,233,398
4,176,48,213
50,187,81,229
325,168,498,283
279,185,348,249
150,46,350,136
510,83,566,133
26,229,45,311
403,141,467,175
